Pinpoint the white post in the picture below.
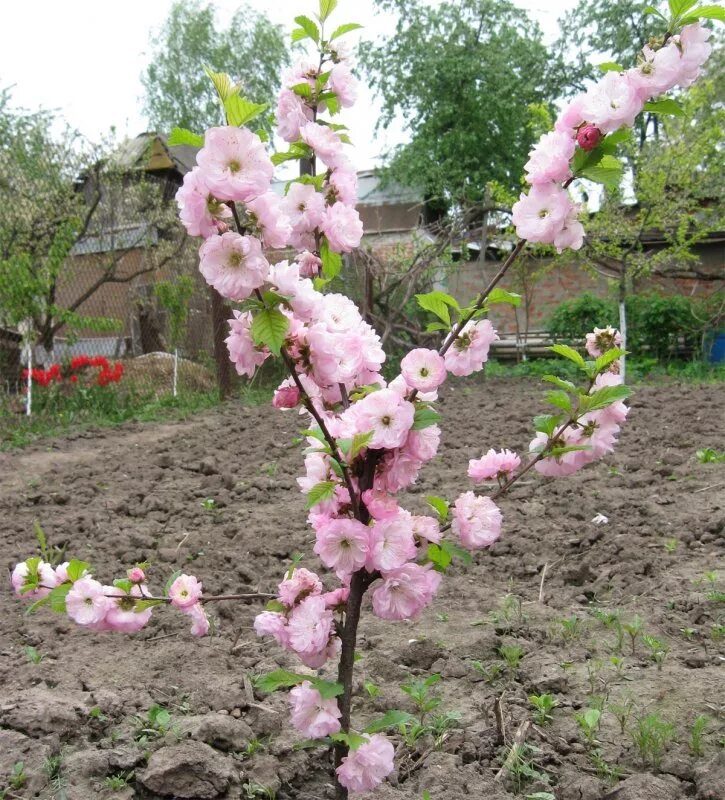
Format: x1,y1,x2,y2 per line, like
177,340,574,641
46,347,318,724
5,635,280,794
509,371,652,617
173,348,179,398
25,345,32,417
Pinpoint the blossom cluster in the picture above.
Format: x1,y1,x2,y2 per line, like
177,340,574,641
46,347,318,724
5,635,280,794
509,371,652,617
175,41,363,302
11,560,209,637
22,355,124,387
512,23,713,251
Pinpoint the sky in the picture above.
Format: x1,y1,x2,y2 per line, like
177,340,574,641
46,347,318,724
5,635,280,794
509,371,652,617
0,0,578,169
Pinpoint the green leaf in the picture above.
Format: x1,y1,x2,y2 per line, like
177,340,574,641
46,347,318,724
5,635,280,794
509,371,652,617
318,91,341,114
412,405,441,430
167,127,204,147
426,495,449,522
305,480,337,509
572,144,605,174
265,599,286,613
685,5,725,22
426,321,449,332
310,679,344,699
251,308,289,356
416,290,459,325
164,570,182,595
319,0,338,21
544,390,572,413
66,560,90,582
644,98,684,117
643,4,667,19
600,128,631,153
487,288,521,307
549,444,591,457
331,731,367,750
427,542,452,572
204,66,238,102
350,431,374,459
542,375,577,392
549,344,586,369
291,27,310,42
291,82,313,100
254,669,305,693
47,583,72,613
330,22,363,39
580,154,624,190
583,384,632,413
364,710,415,734
320,238,343,279
594,348,626,373
598,62,623,73
133,598,164,612
533,414,561,437
294,15,320,42
668,0,697,18
225,95,268,127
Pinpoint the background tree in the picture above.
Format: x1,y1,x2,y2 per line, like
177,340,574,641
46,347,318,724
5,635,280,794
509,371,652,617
141,0,289,132
359,0,569,215
0,90,186,354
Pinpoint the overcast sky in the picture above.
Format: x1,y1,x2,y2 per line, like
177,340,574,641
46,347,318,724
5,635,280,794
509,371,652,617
0,0,577,169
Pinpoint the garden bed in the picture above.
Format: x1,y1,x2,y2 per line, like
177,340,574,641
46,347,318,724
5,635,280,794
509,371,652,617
0,377,723,799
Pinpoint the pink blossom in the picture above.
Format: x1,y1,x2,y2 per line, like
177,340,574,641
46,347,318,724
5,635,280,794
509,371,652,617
377,451,422,493
443,319,499,377
581,72,642,134
512,184,573,244
314,518,370,577
585,326,622,358
468,448,521,482
11,559,58,599
55,562,71,584
66,577,111,626
289,681,342,738
336,734,395,794
269,261,320,322
328,62,358,108
371,563,441,621
362,490,400,521
278,568,323,607
410,515,441,544
199,232,268,301
322,586,350,608
298,636,341,670
276,88,313,142
254,611,289,647
678,23,713,88
175,167,232,238
273,380,301,409
196,126,273,202
168,574,203,609
296,250,322,278
104,585,152,633
403,424,441,462
628,43,683,100
347,388,415,450
183,602,210,637
246,192,291,249
297,452,331,495
328,163,358,205
300,122,345,169
287,595,334,657
451,491,502,550
282,183,326,248
226,310,270,378
576,125,602,151
367,515,417,572
555,96,586,137
321,203,364,253
554,208,585,253
524,130,575,185
401,348,447,392
593,371,629,426
530,428,591,477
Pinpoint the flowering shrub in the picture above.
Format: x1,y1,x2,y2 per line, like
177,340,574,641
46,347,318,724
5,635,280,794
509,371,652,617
23,354,124,388
11,2,720,797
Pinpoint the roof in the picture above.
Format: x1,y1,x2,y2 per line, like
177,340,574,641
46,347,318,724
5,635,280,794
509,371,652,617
108,133,198,176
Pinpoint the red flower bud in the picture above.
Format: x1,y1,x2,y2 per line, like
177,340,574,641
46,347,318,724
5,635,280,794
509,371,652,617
577,124,603,151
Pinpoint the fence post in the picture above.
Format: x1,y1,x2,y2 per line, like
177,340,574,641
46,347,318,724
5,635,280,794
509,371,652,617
210,286,232,400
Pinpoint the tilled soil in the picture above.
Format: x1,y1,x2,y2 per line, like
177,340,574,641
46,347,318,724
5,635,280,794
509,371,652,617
1,377,723,800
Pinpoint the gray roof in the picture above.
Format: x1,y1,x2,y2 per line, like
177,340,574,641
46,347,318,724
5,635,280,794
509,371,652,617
108,133,199,176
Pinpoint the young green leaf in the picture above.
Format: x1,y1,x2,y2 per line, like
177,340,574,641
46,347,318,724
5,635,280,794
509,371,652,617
681,5,725,22
319,0,338,22
549,343,586,369
204,67,238,102
224,96,268,127
643,4,667,19
427,542,453,572
330,22,363,39
291,82,313,100
580,154,624,190
47,583,72,613
533,414,561,437
644,98,684,117
291,27,310,42
411,405,441,430
294,15,320,42
251,308,289,356
320,238,342,279
364,710,414,734
415,291,459,325
598,62,623,73
254,670,305,693
542,374,577,392
582,384,632,412
668,0,697,18
594,347,626,373
167,127,204,147
350,431,374,459
305,480,337,509
66,560,90,582
310,679,344,699
544,390,573,413
426,495,449,522
487,288,521,307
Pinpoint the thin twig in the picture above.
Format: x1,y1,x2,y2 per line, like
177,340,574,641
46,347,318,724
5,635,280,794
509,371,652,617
494,719,531,782
538,562,549,604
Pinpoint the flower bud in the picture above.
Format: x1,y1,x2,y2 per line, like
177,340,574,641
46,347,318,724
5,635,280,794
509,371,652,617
273,385,301,409
128,566,146,583
577,124,603,151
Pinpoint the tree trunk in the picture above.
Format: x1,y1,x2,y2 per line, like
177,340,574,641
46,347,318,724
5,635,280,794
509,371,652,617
210,287,232,400
618,264,628,383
